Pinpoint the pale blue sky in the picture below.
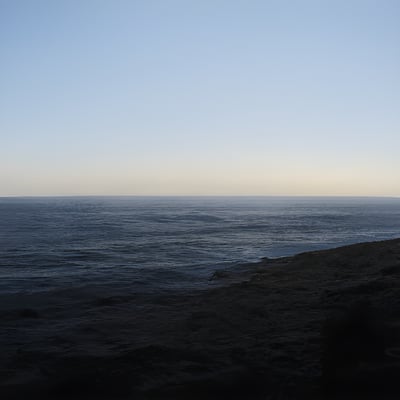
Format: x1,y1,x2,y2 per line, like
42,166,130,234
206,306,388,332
1,0,399,195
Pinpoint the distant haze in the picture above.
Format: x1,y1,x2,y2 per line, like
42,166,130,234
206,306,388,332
1,0,399,196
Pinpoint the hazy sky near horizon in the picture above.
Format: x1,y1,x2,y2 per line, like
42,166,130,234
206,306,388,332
1,0,399,196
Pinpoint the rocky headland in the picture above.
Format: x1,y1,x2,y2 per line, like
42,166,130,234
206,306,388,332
1,238,400,399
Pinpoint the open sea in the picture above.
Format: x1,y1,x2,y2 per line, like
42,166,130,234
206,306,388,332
1,196,399,294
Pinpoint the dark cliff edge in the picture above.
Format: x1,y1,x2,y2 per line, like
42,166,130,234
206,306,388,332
1,238,400,399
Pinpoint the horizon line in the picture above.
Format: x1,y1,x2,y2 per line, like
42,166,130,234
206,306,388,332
1,194,400,199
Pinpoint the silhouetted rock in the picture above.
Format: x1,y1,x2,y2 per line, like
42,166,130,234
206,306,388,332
1,238,400,399
19,308,40,318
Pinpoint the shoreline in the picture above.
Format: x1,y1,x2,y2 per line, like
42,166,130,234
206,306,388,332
1,238,400,399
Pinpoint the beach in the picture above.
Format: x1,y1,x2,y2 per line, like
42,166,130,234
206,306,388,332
1,238,400,399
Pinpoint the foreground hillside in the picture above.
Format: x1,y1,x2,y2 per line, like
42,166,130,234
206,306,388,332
1,239,400,399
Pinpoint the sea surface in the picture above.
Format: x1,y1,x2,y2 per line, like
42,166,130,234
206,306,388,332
1,196,400,294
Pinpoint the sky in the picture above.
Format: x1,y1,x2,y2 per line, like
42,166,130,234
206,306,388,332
1,0,399,196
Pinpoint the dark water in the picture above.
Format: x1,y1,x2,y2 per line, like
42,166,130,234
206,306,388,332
1,196,399,294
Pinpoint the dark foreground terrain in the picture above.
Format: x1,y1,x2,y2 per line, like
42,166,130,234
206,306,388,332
1,239,400,399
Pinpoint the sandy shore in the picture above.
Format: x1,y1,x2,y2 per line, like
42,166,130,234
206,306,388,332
1,238,400,399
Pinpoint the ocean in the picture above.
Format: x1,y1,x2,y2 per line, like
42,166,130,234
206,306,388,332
1,196,399,294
